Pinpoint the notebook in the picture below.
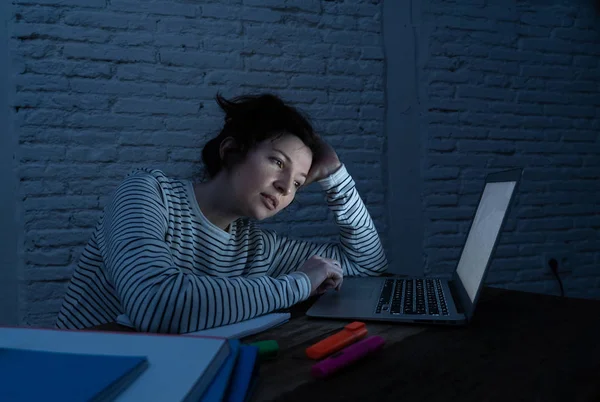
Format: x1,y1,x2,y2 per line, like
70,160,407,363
116,312,290,339
200,340,240,402
0,327,231,402
225,344,260,402
0,348,148,402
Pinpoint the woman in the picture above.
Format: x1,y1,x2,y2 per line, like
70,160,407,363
55,93,387,333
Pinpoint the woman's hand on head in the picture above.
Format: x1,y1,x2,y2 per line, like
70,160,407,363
304,136,342,185
298,255,344,297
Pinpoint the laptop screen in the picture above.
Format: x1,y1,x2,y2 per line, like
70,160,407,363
456,181,517,302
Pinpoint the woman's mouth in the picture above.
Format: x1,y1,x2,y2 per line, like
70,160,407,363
261,194,278,210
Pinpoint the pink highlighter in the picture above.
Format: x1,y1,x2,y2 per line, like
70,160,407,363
311,335,385,379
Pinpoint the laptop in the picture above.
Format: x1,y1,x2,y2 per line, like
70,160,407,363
306,168,523,326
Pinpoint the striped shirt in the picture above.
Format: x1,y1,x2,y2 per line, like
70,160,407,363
55,164,387,333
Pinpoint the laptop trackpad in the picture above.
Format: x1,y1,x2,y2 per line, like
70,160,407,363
339,287,377,301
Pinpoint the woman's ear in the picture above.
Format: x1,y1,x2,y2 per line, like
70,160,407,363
219,137,244,169
219,137,237,162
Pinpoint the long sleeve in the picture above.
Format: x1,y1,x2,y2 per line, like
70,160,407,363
264,164,388,278
99,172,311,334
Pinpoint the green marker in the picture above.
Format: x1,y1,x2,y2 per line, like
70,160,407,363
248,340,279,360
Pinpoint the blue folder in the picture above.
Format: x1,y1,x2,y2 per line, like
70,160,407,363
200,340,241,402
225,344,260,402
0,348,148,402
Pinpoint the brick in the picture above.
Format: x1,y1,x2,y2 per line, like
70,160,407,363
458,86,514,101
245,55,326,74
243,7,282,23
20,180,67,196
22,128,114,146
359,106,384,120
328,60,383,76
330,45,362,60
18,109,67,126
458,140,515,154
158,18,241,36
24,196,99,211
245,24,322,43
63,11,157,30
290,75,362,91
113,98,200,115
164,117,219,131
322,14,359,30
70,211,103,227
25,250,71,266
520,65,574,79
25,282,71,302
324,2,379,17
461,113,522,128
427,84,456,98
489,103,543,116
110,32,154,46
116,64,204,85
14,93,110,111
468,59,520,75
323,30,379,46
155,34,201,49
544,105,596,118
434,16,498,32
12,23,110,43
66,147,117,162
245,0,321,13
109,0,198,17
64,44,155,62
14,0,104,7
488,49,571,65
170,148,202,162
573,56,598,68
24,60,112,78
20,145,65,162
12,40,58,59
520,11,573,27
519,38,574,54
70,78,165,97
275,89,327,104
66,113,164,130
69,181,119,197
430,5,518,22
22,267,74,283
14,7,62,23
160,50,242,69
119,147,168,162
554,28,600,42
427,153,489,170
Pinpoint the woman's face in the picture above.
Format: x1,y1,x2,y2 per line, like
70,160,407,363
227,133,313,220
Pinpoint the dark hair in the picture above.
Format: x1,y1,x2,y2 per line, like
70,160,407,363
201,93,318,179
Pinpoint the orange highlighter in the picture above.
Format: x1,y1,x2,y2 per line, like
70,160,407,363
306,322,368,360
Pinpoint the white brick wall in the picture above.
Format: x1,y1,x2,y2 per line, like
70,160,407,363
421,2,600,298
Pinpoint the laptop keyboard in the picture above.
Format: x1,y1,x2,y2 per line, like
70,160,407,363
375,278,449,316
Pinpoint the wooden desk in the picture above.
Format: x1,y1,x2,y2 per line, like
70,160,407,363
91,287,600,401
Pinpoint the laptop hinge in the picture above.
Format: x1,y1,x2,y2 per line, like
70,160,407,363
448,280,465,315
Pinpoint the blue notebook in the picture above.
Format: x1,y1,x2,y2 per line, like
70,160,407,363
200,339,240,402
225,345,260,402
0,348,148,402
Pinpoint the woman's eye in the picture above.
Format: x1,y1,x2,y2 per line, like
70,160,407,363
294,181,301,188
271,158,283,168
